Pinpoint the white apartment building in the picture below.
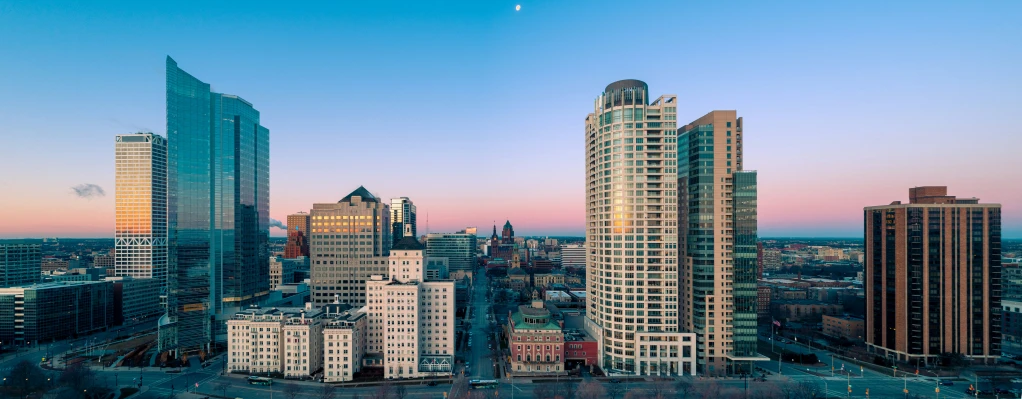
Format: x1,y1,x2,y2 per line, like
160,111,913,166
584,80,698,376
227,307,325,377
323,306,367,382
365,235,455,380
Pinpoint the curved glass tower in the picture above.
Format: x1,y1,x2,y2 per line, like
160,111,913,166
584,80,696,376
163,56,270,355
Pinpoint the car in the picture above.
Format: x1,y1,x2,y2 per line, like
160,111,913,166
609,379,622,384
939,380,953,386
427,381,438,386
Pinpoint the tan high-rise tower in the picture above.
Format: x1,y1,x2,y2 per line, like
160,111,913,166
309,186,391,307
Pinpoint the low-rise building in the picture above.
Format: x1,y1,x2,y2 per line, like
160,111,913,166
1,240,41,288
270,256,307,291
822,315,864,342
534,270,565,288
105,276,161,325
0,281,114,345
772,300,844,323
227,306,327,377
509,300,565,376
1003,300,1022,357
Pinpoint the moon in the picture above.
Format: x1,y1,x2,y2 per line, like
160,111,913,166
515,4,521,11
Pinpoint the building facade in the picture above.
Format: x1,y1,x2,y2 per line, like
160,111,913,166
0,281,114,345
284,212,311,259
677,110,763,375
0,240,41,288
227,307,325,377
323,307,367,382
864,186,1002,364
114,133,168,295
583,80,700,376
390,197,417,247
270,256,305,290
560,244,586,269
424,233,474,274
509,300,566,375
365,236,455,379
164,56,271,354
822,315,865,342
107,276,162,325
1001,300,1022,357
310,186,391,307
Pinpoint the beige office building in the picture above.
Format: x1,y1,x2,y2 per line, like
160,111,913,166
310,186,391,307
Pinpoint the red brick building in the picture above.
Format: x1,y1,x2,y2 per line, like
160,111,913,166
508,300,565,375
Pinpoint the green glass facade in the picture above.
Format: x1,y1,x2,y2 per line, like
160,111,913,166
731,171,758,360
165,56,270,354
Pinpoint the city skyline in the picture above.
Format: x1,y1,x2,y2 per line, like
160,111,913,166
1,1,1021,239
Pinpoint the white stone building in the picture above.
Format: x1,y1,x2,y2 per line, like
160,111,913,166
365,235,455,379
323,305,367,382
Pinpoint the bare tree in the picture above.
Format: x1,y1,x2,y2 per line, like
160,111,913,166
649,379,672,399
215,381,233,399
557,379,579,399
576,379,607,399
695,380,723,398
605,382,625,399
749,382,784,399
59,362,95,392
796,381,822,399
317,384,336,399
780,380,822,399
674,379,693,399
533,383,558,399
282,382,304,399
394,383,408,399
4,360,50,397
371,382,393,399
625,390,650,399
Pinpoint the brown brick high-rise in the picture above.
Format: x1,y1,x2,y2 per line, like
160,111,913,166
284,212,311,258
864,186,1002,365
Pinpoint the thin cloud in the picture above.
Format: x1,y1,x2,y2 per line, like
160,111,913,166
71,183,106,199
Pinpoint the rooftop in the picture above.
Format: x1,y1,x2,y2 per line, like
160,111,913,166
340,186,377,203
510,308,561,331
392,235,424,251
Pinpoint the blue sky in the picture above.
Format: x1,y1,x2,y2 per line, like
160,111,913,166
0,1,1020,238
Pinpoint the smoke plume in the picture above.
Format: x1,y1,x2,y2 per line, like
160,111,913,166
71,183,106,199
269,219,286,230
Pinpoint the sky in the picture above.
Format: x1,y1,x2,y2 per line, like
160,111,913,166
0,1,1020,238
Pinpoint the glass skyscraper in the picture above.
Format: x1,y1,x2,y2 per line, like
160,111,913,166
162,56,270,354
390,197,416,245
